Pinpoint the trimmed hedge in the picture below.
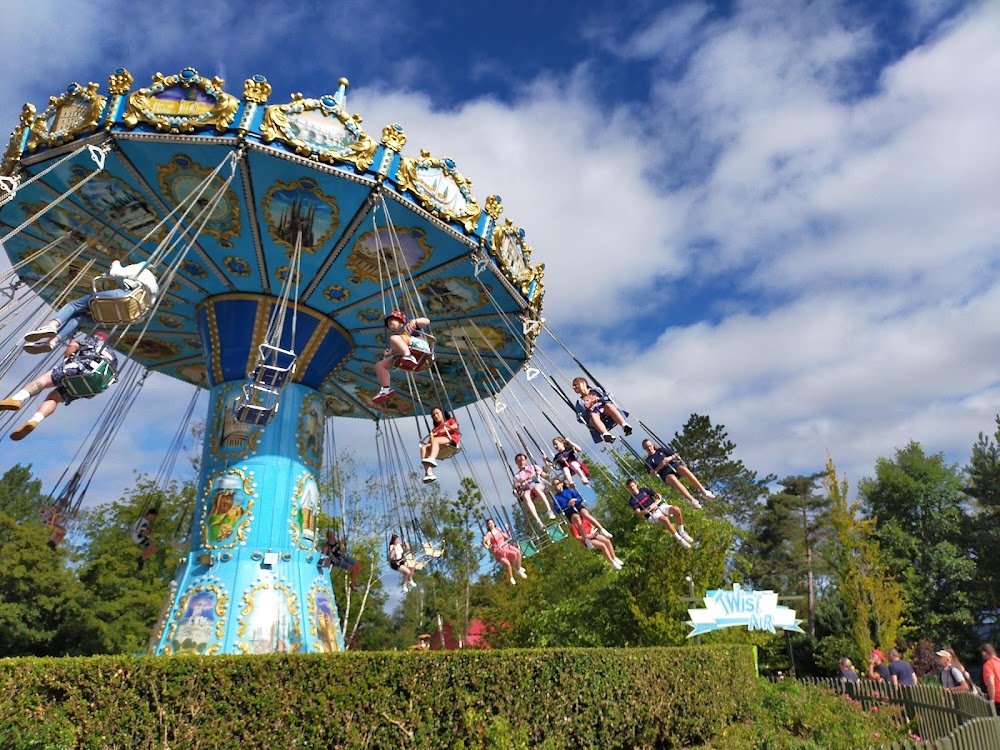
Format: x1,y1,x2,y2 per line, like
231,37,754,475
0,645,756,749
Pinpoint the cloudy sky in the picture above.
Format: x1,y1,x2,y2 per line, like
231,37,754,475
0,0,998,507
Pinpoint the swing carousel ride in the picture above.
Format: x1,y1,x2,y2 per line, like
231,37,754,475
0,68,548,655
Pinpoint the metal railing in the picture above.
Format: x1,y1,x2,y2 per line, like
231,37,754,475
791,677,1000,749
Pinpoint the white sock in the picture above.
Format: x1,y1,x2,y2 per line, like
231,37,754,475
678,525,686,536
28,411,45,425
13,390,30,401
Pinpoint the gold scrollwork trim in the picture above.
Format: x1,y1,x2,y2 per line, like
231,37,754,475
199,466,256,550
123,68,239,134
27,82,106,151
243,75,272,105
489,217,545,298
260,93,377,171
171,583,229,644
2,104,36,174
396,150,482,233
208,383,264,462
236,580,303,652
380,123,407,152
107,68,134,97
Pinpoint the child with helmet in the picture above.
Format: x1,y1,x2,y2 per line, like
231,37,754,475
373,310,431,402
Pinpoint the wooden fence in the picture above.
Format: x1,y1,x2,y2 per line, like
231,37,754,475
793,677,1000,749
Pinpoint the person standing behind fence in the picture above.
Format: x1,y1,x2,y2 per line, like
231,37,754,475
887,648,917,686
838,657,860,684
935,649,970,692
867,649,890,682
981,643,1000,712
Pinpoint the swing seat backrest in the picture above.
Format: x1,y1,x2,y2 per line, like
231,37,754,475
88,275,151,325
394,335,433,372
233,382,281,426
61,358,117,398
250,343,297,388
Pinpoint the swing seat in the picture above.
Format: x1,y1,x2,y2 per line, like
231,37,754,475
88,275,151,325
404,553,426,571
422,541,445,559
420,436,461,461
518,539,539,558
233,382,281,426
546,524,568,543
249,343,297,388
61,358,117,398
394,335,433,372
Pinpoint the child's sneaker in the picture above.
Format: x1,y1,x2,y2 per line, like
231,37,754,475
11,420,38,441
24,338,57,354
702,490,716,500
423,473,437,483
400,354,418,365
622,423,633,436
517,567,527,579
0,397,23,411
509,577,516,586
680,530,694,544
421,457,438,467
602,432,616,444
24,325,58,342
690,498,703,510
674,533,692,549
601,529,613,539
584,537,594,550
547,511,556,520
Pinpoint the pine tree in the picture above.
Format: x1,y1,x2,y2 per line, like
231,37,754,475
823,457,905,657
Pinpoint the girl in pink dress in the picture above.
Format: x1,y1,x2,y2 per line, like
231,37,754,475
482,518,527,586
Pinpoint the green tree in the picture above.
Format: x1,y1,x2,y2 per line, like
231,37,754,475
965,416,1000,639
859,442,976,648
474,472,738,649
745,473,830,635
824,457,905,659
669,414,776,525
73,477,191,654
0,512,102,656
0,464,45,523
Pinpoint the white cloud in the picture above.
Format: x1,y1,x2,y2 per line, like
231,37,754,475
2,0,998,515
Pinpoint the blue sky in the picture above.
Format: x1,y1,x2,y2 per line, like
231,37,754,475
1,0,998,514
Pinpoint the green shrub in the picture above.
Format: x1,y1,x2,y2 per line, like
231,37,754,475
0,646,756,750
706,679,908,749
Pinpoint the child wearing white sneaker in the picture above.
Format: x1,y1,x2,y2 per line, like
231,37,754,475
482,518,526,586
512,453,556,526
551,436,589,486
569,515,623,569
387,534,416,591
551,478,613,541
372,310,430,402
419,407,460,483
571,377,632,444
625,479,695,549
641,439,715,508
1,331,118,441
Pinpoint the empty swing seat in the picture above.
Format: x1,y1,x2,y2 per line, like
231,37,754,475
233,382,281,426
249,343,297,388
60,358,118,399
394,335,433,372
87,275,151,325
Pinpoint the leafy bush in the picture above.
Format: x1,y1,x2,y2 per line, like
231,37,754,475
0,646,756,750
706,679,908,749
